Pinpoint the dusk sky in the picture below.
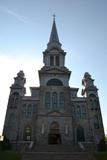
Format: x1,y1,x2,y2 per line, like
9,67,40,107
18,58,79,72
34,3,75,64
0,0,107,135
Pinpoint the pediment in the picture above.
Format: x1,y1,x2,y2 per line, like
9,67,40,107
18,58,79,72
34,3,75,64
47,111,64,116
40,66,70,74
46,68,65,74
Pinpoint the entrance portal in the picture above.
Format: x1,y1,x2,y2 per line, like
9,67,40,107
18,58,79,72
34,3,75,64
76,126,85,142
48,133,61,144
48,122,61,144
23,125,32,141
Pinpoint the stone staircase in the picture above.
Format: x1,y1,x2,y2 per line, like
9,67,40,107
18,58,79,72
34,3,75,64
22,144,95,160
22,152,95,160
30,144,81,152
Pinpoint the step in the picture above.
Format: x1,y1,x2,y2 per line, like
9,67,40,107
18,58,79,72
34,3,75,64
22,152,95,160
25,144,82,152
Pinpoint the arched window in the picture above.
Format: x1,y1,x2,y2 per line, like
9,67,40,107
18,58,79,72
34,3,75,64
23,104,27,117
72,105,76,117
52,92,58,109
22,104,33,118
81,105,86,119
76,105,81,119
12,92,19,96
94,116,100,129
47,79,63,86
50,56,54,66
8,113,16,129
89,94,96,98
45,92,51,109
90,99,94,110
94,99,99,110
23,125,32,141
10,92,20,109
59,92,64,108
76,126,85,142
27,104,33,118
50,55,60,66
89,95,99,110
56,56,59,66
49,121,60,134
48,121,61,144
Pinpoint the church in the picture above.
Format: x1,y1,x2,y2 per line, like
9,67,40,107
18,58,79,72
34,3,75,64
3,17,105,148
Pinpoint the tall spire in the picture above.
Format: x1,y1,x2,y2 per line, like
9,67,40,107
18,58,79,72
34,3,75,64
47,15,62,49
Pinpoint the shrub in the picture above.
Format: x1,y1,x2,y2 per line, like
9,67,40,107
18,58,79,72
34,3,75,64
1,136,11,151
98,138,106,151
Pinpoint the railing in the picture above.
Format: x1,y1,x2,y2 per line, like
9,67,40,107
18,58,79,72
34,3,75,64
78,142,85,151
78,141,95,152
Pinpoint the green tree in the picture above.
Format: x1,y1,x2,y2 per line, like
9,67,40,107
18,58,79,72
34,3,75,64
1,136,11,151
98,138,106,151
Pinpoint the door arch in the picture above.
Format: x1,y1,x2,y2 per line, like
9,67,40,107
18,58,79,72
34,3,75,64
23,125,32,141
76,126,85,142
48,122,61,144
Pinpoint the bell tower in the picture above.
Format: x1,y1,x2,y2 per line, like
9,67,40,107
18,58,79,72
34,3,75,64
39,17,71,87
81,72,105,143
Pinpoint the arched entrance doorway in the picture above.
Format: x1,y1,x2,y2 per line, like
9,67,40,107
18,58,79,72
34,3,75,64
48,122,61,144
23,125,32,141
76,126,85,142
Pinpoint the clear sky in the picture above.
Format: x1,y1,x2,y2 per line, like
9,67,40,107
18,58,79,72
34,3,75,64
0,0,107,135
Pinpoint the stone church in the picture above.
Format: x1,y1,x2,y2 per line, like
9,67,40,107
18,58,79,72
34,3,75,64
3,18,105,147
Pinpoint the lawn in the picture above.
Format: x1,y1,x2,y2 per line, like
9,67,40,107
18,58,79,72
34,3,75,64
0,151,22,160
95,152,107,160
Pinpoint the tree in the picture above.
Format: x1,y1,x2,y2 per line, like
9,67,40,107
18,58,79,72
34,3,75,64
1,136,11,151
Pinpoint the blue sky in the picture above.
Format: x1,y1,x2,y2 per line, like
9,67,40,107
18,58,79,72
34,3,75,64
0,0,107,135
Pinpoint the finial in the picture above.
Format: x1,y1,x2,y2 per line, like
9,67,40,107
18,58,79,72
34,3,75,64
53,14,56,21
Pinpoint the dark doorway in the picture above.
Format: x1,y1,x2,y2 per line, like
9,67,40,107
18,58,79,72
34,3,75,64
48,133,61,144
48,122,61,144
76,126,85,142
23,125,32,141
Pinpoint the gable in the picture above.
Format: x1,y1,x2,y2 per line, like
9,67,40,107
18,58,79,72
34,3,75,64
47,111,64,116
40,66,70,74
44,68,66,74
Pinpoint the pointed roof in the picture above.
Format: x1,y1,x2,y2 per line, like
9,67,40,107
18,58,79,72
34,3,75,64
49,17,59,43
47,16,62,49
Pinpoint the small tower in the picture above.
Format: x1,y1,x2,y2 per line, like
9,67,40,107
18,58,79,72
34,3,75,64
81,72,98,97
10,70,26,96
3,71,26,141
82,72,105,143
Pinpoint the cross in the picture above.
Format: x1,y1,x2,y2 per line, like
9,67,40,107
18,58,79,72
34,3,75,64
53,14,56,21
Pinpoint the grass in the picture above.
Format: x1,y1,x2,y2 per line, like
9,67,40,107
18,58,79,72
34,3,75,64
95,152,107,160
0,151,22,160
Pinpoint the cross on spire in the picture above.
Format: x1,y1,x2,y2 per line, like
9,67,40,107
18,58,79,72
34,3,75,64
53,14,56,21
47,15,62,49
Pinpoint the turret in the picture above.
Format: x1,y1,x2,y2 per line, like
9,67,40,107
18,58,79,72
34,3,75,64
81,72,98,97
81,72,105,143
10,70,26,96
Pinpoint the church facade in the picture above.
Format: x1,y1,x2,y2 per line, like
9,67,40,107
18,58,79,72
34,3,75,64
3,19,105,146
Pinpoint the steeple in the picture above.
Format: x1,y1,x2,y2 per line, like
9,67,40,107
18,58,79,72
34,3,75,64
39,17,71,87
47,15,62,50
